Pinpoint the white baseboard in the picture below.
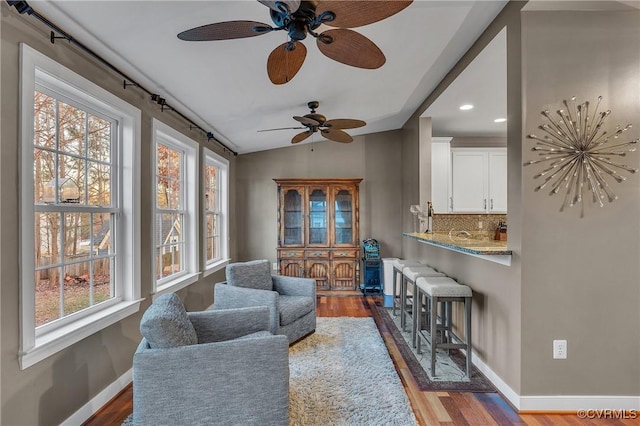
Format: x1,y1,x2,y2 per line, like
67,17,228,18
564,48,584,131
469,349,521,409
60,369,132,426
519,395,640,411
470,350,640,412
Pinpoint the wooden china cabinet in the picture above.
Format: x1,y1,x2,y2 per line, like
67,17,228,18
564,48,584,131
274,178,362,292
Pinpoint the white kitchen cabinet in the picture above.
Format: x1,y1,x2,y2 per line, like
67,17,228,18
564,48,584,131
430,137,452,214
450,148,507,213
488,150,507,213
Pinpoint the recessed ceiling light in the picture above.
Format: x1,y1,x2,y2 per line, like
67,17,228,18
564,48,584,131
459,104,474,111
494,118,507,123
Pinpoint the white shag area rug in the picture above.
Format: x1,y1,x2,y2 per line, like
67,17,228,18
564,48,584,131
288,317,418,426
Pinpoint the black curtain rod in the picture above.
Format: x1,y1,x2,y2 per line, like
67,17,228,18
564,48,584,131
7,0,238,156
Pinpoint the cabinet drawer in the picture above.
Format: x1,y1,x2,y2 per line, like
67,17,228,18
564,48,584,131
332,250,358,258
279,250,305,259
306,250,330,259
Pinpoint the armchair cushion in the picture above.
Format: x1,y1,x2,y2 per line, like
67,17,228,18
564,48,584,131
139,293,197,348
226,259,273,291
279,295,315,326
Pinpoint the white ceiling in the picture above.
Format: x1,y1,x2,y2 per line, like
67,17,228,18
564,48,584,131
31,0,509,154
422,27,507,138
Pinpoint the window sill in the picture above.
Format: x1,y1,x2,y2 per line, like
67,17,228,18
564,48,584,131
153,272,201,300
20,299,143,370
203,258,230,277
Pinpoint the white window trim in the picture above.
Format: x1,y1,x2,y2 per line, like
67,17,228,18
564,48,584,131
152,119,201,298
203,148,230,276
19,43,142,369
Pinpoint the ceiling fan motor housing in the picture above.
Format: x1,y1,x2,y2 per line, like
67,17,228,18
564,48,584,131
270,0,326,43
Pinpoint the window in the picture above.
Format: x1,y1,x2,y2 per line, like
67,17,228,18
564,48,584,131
152,120,200,295
20,44,141,369
203,148,229,274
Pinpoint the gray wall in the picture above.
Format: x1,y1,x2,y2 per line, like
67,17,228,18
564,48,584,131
520,8,640,396
235,130,403,263
401,2,525,394
0,5,233,424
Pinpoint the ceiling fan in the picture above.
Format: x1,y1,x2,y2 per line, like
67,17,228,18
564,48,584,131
177,0,413,84
258,100,366,144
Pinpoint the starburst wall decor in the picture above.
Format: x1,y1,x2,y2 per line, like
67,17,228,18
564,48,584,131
526,96,638,215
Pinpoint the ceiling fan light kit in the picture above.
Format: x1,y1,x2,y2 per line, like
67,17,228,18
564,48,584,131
177,0,413,84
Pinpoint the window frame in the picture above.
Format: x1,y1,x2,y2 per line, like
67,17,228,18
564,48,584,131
19,43,142,369
203,147,230,275
151,119,200,297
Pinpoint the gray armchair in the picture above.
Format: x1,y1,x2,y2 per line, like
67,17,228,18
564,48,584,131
133,293,289,426
214,259,316,344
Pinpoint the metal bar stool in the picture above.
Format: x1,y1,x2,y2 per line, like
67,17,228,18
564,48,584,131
415,276,473,378
391,259,423,316
400,266,446,347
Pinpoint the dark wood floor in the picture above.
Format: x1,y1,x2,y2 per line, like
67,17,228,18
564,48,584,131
84,295,636,426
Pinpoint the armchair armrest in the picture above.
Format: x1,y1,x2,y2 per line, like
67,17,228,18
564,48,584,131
272,275,316,298
187,306,270,344
213,283,279,334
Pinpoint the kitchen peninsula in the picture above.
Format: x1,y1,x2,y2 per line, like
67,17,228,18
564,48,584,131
403,232,512,265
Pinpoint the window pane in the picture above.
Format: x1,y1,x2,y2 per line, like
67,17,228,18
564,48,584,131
167,148,181,179
156,176,168,209
57,154,83,204
88,161,111,206
34,92,56,149
63,261,91,316
58,101,86,156
87,114,111,162
206,213,219,262
35,212,60,267
93,258,113,303
93,213,112,255
34,149,56,204
159,213,181,245
64,212,91,260
35,266,62,327
205,164,218,211
168,177,181,209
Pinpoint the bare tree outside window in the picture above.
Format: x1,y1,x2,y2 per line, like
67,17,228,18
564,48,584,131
155,143,185,280
33,91,115,327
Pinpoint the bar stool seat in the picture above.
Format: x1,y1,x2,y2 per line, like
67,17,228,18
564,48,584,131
391,259,424,315
400,266,446,347
415,276,473,378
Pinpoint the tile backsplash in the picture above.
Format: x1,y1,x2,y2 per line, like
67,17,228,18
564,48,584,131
432,214,507,241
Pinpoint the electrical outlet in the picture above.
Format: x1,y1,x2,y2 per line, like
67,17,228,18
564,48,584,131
478,220,483,229
272,262,278,271
553,340,567,359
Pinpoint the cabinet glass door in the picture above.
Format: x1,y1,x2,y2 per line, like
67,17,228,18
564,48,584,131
334,189,354,245
283,188,303,246
308,187,328,246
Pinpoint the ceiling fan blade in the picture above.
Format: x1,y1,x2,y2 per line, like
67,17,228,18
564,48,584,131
324,118,366,129
321,128,353,143
257,126,306,132
316,1,413,28
292,131,313,144
258,0,301,13
293,116,320,126
267,42,307,84
177,21,273,41
317,29,385,69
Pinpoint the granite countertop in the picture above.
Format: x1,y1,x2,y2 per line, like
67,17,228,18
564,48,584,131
403,232,512,256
